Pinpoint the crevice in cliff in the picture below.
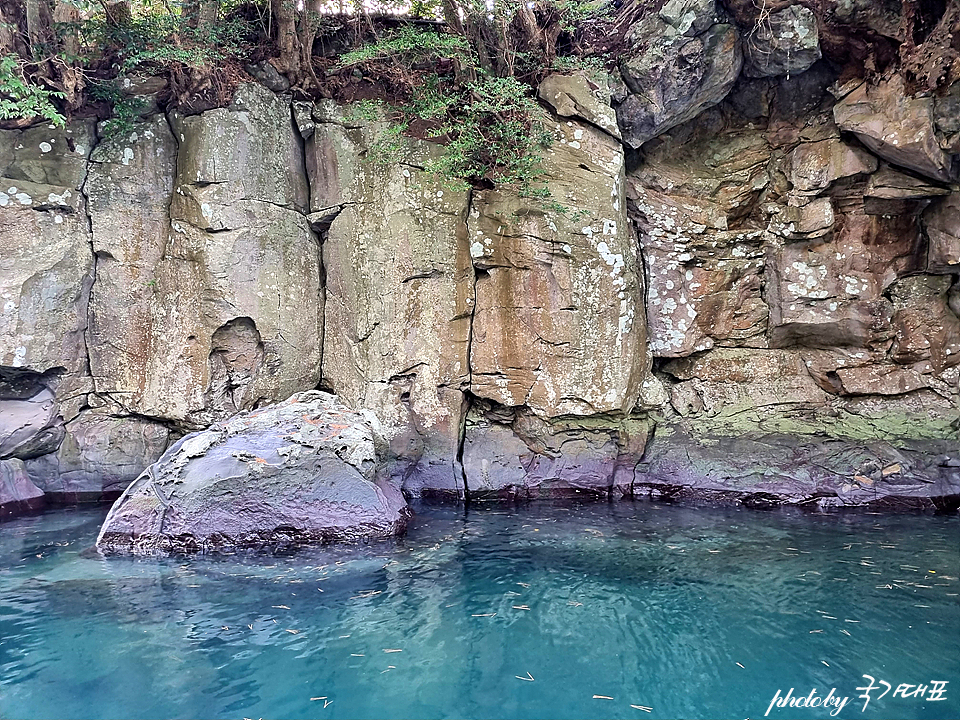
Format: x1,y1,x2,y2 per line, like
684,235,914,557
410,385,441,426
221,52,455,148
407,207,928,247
290,101,312,214
77,131,100,395
457,187,478,504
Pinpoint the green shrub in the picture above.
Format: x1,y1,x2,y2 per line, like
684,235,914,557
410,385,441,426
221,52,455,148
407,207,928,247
0,55,66,126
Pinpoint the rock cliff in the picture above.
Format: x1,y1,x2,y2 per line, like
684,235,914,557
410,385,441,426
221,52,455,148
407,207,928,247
2,0,958,515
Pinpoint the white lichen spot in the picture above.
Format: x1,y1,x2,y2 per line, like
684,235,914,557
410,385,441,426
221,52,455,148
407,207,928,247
470,241,485,258
39,142,52,153
54,215,63,224
122,147,134,165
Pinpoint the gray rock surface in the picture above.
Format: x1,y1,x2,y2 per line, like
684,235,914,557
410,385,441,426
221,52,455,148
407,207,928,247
0,374,63,459
743,4,821,78
0,458,45,517
25,412,170,501
97,391,410,553
300,101,472,498
537,73,620,139
89,87,322,427
616,2,742,148
462,401,650,498
636,425,960,510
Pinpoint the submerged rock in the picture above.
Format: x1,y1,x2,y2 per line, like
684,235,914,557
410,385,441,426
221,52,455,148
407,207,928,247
96,391,410,553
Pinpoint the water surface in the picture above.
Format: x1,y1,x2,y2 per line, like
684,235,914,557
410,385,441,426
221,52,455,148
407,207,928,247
1,502,957,719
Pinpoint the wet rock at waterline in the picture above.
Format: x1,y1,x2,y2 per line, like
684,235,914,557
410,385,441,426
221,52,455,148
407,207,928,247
636,425,960,512
96,392,410,553
0,458,45,517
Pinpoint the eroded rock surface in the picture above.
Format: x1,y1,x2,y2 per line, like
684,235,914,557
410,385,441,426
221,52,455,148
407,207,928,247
833,76,958,182
5,4,960,516
0,458,45,517
96,391,410,553
469,111,646,417
616,1,742,148
300,101,472,498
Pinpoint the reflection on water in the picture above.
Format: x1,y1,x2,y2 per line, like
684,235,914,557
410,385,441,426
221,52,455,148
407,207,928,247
0,502,957,719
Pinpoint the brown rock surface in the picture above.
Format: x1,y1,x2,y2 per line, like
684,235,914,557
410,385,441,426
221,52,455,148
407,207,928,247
469,112,646,418
833,75,958,182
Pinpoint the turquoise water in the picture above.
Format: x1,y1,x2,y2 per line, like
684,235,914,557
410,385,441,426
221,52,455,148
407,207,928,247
0,502,957,720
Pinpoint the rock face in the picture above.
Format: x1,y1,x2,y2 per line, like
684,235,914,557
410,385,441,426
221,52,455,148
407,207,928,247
833,76,958,182
96,391,410,552
462,109,650,497
616,0,742,148
299,102,472,498
0,458,45,517
6,0,960,517
0,84,324,512
742,4,821,78
24,413,170,501
468,111,645,417
925,192,960,272
89,85,322,427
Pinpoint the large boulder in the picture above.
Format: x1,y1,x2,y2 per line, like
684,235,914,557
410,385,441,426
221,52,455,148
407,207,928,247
96,392,409,553
616,0,742,148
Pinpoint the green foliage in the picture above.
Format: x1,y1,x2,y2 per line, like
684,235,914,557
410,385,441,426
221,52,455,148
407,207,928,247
551,54,608,79
341,98,386,125
81,13,250,73
338,25,474,68
341,27,557,193
87,80,146,138
0,55,66,126
420,75,553,191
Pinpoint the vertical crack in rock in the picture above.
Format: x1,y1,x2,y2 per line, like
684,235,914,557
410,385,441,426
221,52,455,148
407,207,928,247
161,108,182,262
78,131,99,399
290,101,312,214
456,188,476,503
